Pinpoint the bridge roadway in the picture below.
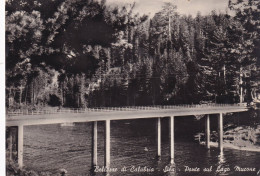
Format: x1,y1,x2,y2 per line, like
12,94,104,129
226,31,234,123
6,105,247,126
6,105,248,172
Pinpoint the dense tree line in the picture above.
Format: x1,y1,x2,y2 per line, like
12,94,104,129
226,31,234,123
5,0,260,108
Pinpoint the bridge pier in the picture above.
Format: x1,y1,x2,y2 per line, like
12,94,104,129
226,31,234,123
205,115,210,149
157,118,161,158
18,125,24,168
218,113,223,152
105,120,111,168
8,127,13,161
170,116,174,164
92,121,98,168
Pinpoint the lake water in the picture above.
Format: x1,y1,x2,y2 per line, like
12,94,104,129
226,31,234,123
23,117,260,176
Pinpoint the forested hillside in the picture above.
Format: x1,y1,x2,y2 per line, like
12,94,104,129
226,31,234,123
6,0,260,109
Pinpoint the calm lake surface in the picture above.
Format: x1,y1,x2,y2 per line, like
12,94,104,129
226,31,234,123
23,117,260,176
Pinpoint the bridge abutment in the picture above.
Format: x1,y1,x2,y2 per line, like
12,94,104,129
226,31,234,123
8,127,13,161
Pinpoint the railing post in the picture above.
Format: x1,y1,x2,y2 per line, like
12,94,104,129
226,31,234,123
205,115,210,149
170,116,174,164
105,120,111,168
218,113,223,153
157,118,161,158
18,125,24,168
92,121,98,168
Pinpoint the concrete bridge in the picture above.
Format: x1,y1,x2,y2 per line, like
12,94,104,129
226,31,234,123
6,104,248,171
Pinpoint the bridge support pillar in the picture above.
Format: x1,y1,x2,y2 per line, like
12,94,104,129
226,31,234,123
205,115,210,149
105,120,111,168
218,113,223,153
157,118,161,158
92,121,98,167
18,125,24,168
8,127,13,161
170,116,174,164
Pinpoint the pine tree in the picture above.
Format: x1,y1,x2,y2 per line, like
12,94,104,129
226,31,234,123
229,0,260,103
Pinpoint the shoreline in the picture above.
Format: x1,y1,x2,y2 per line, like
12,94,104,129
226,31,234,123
199,141,260,152
197,125,260,152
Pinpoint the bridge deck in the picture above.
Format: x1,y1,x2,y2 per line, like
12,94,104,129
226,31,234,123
6,105,248,126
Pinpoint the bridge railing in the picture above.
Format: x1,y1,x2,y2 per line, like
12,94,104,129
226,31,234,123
6,103,247,116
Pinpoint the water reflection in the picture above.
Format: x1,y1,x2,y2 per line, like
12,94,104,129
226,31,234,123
216,151,230,176
218,151,225,165
206,148,212,158
153,156,162,173
164,163,177,176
